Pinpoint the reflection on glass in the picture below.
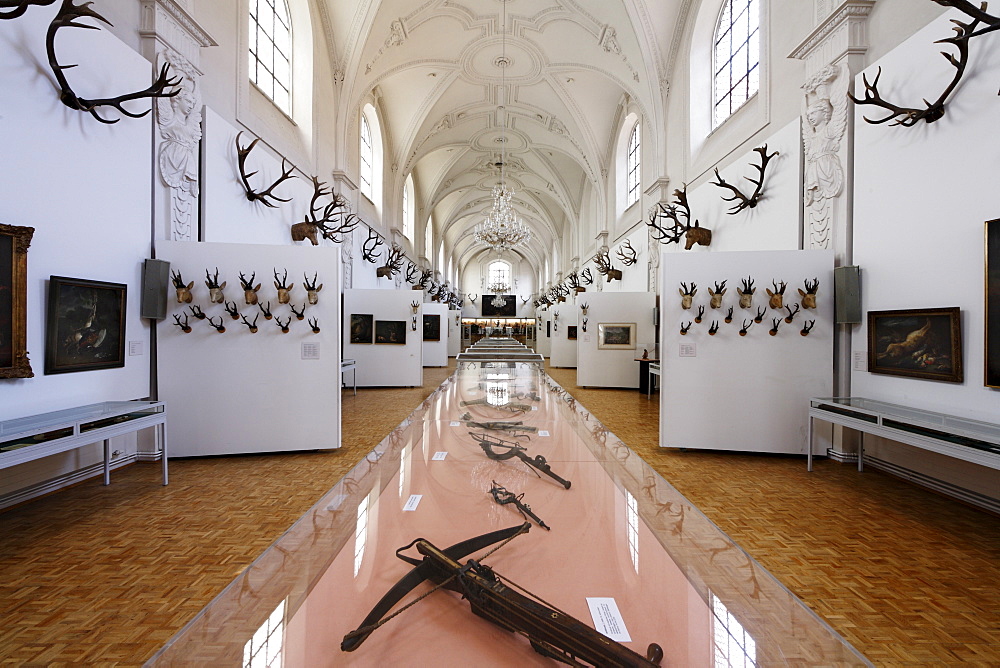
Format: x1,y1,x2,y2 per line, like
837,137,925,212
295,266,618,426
354,495,370,578
486,381,510,406
712,593,757,667
242,599,285,668
399,443,411,499
626,491,639,574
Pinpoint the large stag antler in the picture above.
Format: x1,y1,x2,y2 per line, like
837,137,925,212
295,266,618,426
362,229,384,264
647,185,711,250
580,268,594,285
377,244,406,278
291,176,359,244
849,2,1000,126
711,145,778,214
405,262,419,284
616,240,638,266
0,0,57,20
45,0,182,123
593,249,622,282
236,132,296,207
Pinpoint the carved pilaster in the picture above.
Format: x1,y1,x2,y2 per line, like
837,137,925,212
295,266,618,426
341,229,354,290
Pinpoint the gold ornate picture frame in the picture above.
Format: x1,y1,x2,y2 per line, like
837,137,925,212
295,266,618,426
597,322,636,350
0,223,34,379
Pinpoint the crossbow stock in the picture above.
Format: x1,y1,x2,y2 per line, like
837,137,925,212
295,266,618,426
470,431,572,489
341,523,663,666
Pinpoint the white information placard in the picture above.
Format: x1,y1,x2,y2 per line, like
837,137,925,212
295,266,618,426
586,597,632,642
539,430,550,437
450,421,461,427
432,451,448,460
403,494,422,511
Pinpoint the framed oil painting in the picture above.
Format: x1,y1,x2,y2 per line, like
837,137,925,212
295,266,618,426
375,319,407,344
567,325,578,340
598,322,636,350
987,219,999,388
423,314,441,341
0,223,34,379
867,307,963,383
45,276,126,375
350,313,374,344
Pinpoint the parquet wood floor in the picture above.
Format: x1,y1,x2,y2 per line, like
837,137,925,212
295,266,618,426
1,361,997,666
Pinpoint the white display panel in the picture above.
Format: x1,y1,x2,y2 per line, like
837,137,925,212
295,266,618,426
157,241,341,457
660,250,833,454
421,302,449,367
576,292,656,388
343,289,424,387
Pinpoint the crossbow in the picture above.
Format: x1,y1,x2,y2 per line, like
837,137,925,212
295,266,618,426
470,431,572,489
490,480,550,530
341,523,663,666
461,412,537,437
460,398,533,414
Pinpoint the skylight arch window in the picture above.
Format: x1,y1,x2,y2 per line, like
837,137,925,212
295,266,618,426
249,0,292,115
360,115,373,200
488,260,511,291
713,0,760,128
625,123,641,208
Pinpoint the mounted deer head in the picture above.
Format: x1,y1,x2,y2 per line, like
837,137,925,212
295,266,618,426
769,318,781,336
694,305,705,324
204,268,226,304
581,316,588,332
740,319,753,337
737,276,755,309
783,303,800,323
567,272,585,293
170,270,194,303
708,320,720,335
725,306,734,324
235,132,296,207
241,313,259,334
711,145,779,214
593,249,622,282
239,271,261,305
798,278,820,309
46,1,182,124
520,295,530,305
377,244,406,278
708,280,727,309
171,313,191,333
290,303,306,321
290,176,360,245
801,320,816,336
308,317,320,334
468,294,478,304
680,321,693,335
754,307,766,324
848,3,1000,126
580,268,594,285
616,240,638,266
766,280,787,310
362,229,384,264
303,272,322,304
224,301,240,320
188,304,206,320
273,268,294,303
275,316,291,333
258,300,273,320
207,315,226,333
579,302,589,316
647,185,712,250
678,282,697,309
405,262,419,283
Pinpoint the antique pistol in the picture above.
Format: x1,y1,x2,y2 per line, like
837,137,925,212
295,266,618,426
489,480,550,530
341,524,663,667
470,432,571,489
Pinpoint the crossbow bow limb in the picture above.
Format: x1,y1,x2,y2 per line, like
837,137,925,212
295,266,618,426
341,523,663,666
470,431,572,489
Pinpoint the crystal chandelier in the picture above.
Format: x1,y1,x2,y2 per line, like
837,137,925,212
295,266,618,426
487,278,510,308
473,1,531,255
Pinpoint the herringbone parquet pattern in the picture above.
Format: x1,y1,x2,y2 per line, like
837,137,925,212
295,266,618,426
0,361,997,666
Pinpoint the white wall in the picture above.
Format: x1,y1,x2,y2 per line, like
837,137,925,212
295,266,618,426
0,8,154,495
421,302,449,366
157,241,341,457
660,250,834,454
576,292,656,388
447,310,461,357
550,308,579,368
535,310,553,357
343,289,423,386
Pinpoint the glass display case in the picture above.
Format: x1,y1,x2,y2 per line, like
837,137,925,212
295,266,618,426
148,369,868,666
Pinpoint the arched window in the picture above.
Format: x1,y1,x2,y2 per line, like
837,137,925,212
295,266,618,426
424,218,433,260
360,115,373,200
249,0,292,115
402,176,413,240
488,260,511,291
713,0,759,128
625,123,640,208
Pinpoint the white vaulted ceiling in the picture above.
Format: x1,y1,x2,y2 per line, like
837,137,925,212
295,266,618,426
319,0,688,277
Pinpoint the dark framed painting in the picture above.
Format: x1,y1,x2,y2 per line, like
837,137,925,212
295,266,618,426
598,322,636,350
482,294,516,317
0,223,34,379
349,313,374,344
546,320,551,337
867,307,963,383
375,319,407,344
423,314,441,341
987,219,1000,388
45,276,126,375
567,325,578,340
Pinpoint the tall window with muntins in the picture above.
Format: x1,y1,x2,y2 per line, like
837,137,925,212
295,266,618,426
360,115,373,200
713,0,759,128
625,123,641,207
488,260,511,291
402,178,412,240
249,0,292,115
